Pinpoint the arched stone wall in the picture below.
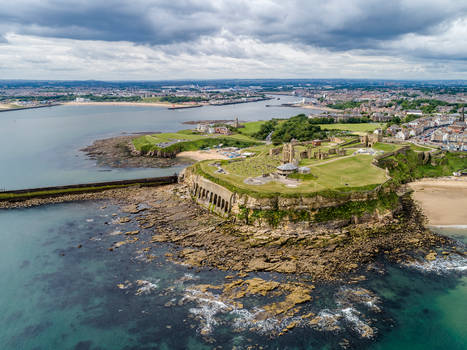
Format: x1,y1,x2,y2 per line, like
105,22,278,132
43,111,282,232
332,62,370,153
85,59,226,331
189,175,233,216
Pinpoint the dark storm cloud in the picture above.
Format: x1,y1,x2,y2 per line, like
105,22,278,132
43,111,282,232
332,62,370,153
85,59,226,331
0,0,221,44
1,0,466,52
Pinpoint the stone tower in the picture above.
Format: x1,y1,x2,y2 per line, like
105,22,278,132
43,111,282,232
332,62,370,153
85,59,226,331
234,116,239,128
282,143,295,163
461,106,465,122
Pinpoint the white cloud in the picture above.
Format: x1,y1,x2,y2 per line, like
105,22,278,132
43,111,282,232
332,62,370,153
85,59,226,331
0,32,465,80
0,0,466,79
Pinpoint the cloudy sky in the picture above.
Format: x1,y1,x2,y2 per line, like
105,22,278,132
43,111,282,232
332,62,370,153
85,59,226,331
0,0,466,80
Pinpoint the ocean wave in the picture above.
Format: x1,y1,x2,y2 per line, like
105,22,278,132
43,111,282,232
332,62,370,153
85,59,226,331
429,225,467,229
404,254,467,274
135,279,159,295
184,288,233,335
182,285,379,339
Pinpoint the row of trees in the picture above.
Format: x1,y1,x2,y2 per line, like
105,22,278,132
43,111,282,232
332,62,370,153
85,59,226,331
270,114,326,144
252,114,326,144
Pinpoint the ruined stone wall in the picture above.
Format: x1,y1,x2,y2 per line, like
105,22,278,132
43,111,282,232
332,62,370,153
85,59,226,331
184,169,392,219
184,173,234,217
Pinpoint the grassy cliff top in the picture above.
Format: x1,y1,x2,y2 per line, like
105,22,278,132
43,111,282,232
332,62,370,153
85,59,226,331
196,151,388,197
133,131,259,153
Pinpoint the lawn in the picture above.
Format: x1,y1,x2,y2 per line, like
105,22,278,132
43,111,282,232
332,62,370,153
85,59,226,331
198,153,387,196
238,121,267,136
409,143,434,152
238,120,287,137
312,155,387,188
372,142,402,153
133,131,259,152
318,123,384,134
223,154,281,177
133,132,206,151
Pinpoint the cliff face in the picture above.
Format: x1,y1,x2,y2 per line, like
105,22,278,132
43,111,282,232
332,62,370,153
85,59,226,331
182,168,399,227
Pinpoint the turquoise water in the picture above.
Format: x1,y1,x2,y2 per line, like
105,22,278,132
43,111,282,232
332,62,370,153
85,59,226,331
0,202,465,349
0,96,310,190
370,225,467,349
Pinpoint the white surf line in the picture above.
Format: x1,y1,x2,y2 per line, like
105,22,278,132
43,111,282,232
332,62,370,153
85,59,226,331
429,225,467,229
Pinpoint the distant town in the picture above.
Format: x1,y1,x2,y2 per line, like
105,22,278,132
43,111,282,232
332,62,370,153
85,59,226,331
1,79,466,150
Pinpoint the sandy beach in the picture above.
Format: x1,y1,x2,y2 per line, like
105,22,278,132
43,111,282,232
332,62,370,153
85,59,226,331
0,103,17,110
409,177,467,225
177,150,229,161
63,101,187,108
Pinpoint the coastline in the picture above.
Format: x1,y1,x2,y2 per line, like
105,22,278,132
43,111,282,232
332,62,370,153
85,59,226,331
409,177,467,226
63,101,190,108
81,135,193,168
0,182,453,282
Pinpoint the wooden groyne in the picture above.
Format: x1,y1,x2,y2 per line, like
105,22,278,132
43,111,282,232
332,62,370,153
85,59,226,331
0,175,178,202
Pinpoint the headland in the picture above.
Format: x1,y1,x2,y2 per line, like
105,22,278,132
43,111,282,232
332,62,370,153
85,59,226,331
3,114,466,283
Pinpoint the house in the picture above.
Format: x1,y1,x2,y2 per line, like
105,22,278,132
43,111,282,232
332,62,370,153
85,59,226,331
406,110,423,116
396,130,410,140
196,124,209,133
371,112,392,122
430,130,445,142
386,125,401,136
214,126,232,135
312,140,322,146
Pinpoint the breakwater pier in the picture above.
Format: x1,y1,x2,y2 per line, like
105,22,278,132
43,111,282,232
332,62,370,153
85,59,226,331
0,175,178,202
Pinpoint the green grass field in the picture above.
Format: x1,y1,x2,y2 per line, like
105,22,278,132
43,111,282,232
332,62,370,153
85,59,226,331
409,143,434,152
312,155,387,188
238,121,267,136
318,123,384,134
199,153,387,195
133,131,259,153
223,155,281,177
372,142,401,153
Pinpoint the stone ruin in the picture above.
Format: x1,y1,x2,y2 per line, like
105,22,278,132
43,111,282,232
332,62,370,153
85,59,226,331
271,140,346,163
282,143,295,164
360,131,382,147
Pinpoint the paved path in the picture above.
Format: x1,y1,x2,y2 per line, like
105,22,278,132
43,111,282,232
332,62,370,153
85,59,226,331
309,154,354,167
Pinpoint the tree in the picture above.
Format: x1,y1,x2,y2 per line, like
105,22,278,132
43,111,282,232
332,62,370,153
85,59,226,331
271,114,324,144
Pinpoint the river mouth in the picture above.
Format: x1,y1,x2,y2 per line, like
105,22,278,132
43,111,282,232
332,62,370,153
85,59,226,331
1,193,466,350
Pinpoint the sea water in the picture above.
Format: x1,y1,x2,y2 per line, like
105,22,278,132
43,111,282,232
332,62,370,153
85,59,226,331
0,202,465,349
0,95,311,190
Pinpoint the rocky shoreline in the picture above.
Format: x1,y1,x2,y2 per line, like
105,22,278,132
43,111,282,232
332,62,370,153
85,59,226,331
1,183,462,283
80,135,194,168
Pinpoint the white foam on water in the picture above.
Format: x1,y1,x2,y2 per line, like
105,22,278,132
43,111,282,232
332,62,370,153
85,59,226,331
429,225,467,229
404,254,467,274
340,307,375,338
183,288,292,336
230,307,288,334
86,218,94,222
182,285,380,339
184,288,233,335
108,230,122,236
135,279,160,295
110,218,121,225
336,287,381,312
312,309,342,331
308,287,380,339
